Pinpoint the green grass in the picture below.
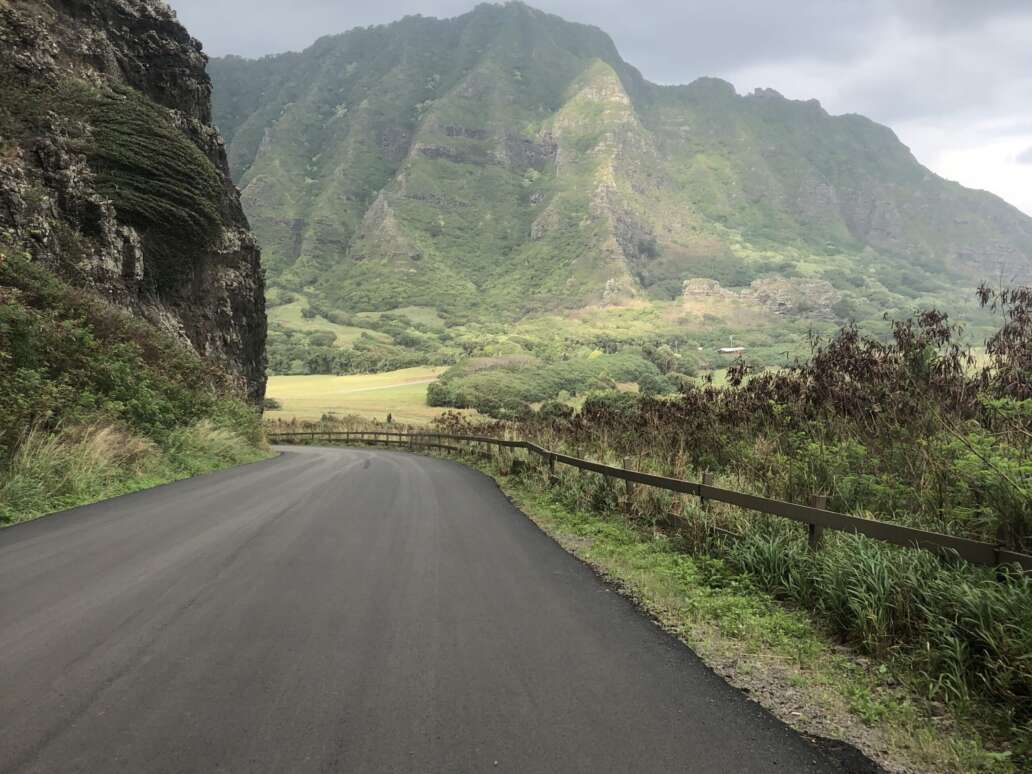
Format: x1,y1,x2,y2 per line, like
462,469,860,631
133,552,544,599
268,298,385,347
0,421,270,526
354,305,445,329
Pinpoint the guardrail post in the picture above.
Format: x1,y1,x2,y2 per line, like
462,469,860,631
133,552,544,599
808,495,827,550
700,471,713,509
623,457,635,513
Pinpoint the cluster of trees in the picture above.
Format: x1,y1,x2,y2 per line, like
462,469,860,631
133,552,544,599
267,333,444,376
428,351,677,417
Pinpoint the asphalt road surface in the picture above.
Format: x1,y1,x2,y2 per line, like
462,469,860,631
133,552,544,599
0,446,879,773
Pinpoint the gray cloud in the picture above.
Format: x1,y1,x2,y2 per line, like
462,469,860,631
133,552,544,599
1018,147,1032,164
165,0,1032,214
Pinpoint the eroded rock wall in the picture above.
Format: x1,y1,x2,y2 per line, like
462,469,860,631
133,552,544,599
0,0,266,400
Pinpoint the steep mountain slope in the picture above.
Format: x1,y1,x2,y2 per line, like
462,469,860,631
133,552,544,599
211,1,1031,322
1,0,266,399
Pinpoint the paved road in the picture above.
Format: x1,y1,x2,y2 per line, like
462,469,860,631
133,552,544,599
0,446,878,773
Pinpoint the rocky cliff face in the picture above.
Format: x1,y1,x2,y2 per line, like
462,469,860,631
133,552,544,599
0,0,266,399
681,277,842,320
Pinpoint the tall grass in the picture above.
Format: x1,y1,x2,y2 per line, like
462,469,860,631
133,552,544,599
0,421,266,526
729,528,1032,709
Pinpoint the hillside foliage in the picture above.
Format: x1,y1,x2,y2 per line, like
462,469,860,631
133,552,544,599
0,246,265,524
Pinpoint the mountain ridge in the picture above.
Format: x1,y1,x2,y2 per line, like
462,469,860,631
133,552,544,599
211,1,1031,323
208,2,1031,389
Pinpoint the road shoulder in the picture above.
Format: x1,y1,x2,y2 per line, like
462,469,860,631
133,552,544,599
459,454,1012,774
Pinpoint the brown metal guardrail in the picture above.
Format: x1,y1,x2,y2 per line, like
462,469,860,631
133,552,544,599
268,430,1032,573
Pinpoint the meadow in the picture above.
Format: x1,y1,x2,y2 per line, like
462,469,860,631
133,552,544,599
264,366,469,424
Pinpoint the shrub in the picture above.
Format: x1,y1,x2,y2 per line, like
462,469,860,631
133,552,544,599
0,245,265,524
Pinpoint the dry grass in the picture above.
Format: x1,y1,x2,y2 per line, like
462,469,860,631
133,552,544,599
264,367,479,425
0,421,267,526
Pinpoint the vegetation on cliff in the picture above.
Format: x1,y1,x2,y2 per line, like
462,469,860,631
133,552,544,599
0,245,266,525
87,85,226,292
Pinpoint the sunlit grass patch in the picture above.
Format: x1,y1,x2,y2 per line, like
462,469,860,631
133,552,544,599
264,367,478,424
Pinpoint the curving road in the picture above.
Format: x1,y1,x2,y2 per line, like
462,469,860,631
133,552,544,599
0,446,878,773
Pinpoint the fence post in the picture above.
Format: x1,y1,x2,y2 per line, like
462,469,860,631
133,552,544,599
700,471,713,509
548,453,558,485
623,457,634,513
808,494,827,550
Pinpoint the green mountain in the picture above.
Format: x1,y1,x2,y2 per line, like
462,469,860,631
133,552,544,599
210,2,1031,404
211,2,1031,317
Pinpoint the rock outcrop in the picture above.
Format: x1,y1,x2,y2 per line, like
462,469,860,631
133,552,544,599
682,277,842,319
0,0,266,400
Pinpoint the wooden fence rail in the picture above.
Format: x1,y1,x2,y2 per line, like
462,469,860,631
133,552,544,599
268,430,1032,573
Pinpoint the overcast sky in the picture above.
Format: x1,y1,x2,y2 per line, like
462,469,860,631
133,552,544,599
167,0,1032,216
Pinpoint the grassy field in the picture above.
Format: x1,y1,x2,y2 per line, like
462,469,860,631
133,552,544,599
354,305,446,329
265,367,471,424
267,298,389,347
